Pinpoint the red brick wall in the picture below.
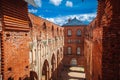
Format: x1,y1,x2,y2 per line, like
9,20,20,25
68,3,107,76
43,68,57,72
2,31,30,80
29,13,64,80
102,0,120,80
0,0,31,79
92,27,102,80
63,26,86,66
84,0,120,80
84,19,102,80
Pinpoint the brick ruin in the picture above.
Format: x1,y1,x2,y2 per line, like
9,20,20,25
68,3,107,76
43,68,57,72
28,13,64,80
0,0,30,79
84,0,120,80
0,0,120,80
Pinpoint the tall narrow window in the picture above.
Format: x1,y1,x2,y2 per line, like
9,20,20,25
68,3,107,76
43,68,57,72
77,30,81,36
68,39,70,43
68,30,72,36
43,22,46,30
77,47,80,55
68,47,71,54
52,26,54,36
78,40,80,43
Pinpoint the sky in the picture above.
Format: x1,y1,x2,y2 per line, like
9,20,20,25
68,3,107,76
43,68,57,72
28,0,98,26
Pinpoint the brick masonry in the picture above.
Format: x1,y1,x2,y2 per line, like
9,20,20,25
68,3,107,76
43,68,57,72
0,0,31,79
2,31,30,80
0,0,120,80
84,0,120,80
63,25,86,66
29,13,64,80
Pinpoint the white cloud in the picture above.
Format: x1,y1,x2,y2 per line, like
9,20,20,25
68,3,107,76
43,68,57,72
28,9,38,13
34,0,42,7
38,15,45,18
66,1,73,7
46,17,65,26
45,13,97,26
49,0,62,6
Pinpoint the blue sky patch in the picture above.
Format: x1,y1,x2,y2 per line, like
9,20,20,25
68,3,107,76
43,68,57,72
28,0,98,25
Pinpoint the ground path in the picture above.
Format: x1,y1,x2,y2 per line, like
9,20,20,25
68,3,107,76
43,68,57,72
60,66,86,80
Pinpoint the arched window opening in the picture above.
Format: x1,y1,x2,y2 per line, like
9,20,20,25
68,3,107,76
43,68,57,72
57,28,59,35
42,60,49,80
43,22,46,30
52,26,54,31
68,39,71,43
77,47,80,55
68,29,72,36
77,30,81,36
8,77,14,80
52,26,54,37
77,40,80,43
68,47,72,54
70,58,77,66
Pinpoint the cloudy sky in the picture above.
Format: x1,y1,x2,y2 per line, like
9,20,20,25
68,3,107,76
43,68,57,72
28,0,98,26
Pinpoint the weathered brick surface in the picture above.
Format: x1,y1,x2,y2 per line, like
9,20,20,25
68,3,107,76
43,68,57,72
63,25,86,66
84,0,120,80
29,13,64,80
2,31,30,80
84,19,103,80
0,0,119,80
102,0,120,80
0,0,31,80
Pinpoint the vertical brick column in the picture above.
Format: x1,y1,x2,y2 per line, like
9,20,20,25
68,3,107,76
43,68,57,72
91,1,105,80
102,0,120,80
97,0,105,27
1,32,4,79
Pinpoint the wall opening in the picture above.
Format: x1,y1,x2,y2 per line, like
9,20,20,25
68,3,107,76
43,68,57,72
70,58,77,66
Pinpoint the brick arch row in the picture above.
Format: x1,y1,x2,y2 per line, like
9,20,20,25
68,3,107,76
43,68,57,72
40,48,63,80
28,13,64,80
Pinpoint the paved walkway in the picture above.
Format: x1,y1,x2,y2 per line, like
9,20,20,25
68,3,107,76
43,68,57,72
60,66,86,80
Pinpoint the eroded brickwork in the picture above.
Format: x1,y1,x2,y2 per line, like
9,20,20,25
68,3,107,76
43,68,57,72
84,0,120,80
63,23,86,66
2,31,30,80
0,0,120,80
29,13,64,80
0,0,31,79
84,19,102,80
102,0,120,80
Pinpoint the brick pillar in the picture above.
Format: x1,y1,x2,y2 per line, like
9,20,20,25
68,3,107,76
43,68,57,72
1,32,4,80
0,33,2,80
91,1,105,80
102,0,120,80
97,0,105,27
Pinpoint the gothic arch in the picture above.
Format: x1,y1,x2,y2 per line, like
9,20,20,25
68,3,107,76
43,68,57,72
57,50,61,65
42,22,47,30
52,25,54,37
57,27,59,35
51,54,57,80
51,54,56,71
60,47,63,58
70,58,77,66
42,60,50,80
30,71,38,80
